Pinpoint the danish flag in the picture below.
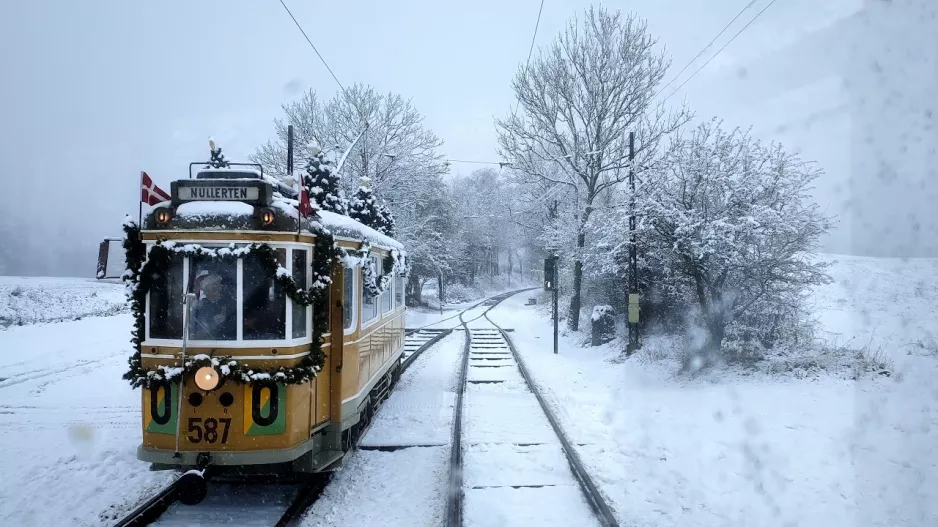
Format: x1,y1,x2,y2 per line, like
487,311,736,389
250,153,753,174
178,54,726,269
140,171,170,206
296,174,314,216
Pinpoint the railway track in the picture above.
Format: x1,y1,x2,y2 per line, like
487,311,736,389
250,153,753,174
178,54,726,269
444,293,620,527
111,291,528,527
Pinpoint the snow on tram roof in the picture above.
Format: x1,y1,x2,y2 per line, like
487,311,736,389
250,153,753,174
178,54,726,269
269,198,403,250
316,210,403,251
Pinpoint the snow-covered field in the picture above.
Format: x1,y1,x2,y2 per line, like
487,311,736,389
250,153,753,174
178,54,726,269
488,254,938,527
0,254,935,526
0,277,127,329
0,315,172,527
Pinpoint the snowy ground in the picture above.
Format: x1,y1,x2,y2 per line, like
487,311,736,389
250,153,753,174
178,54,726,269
300,331,465,526
0,276,126,329
486,254,938,527
0,315,172,527
1,255,934,526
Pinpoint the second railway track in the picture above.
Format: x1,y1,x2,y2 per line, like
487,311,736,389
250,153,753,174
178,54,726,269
445,293,620,527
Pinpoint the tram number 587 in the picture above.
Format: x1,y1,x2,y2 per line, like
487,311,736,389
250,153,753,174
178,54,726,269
187,417,231,444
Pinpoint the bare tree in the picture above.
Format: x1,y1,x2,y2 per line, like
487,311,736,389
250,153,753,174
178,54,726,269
496,5,689,330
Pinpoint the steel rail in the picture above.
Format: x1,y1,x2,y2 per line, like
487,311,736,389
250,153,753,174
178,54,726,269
483,310,621,527
444,290,534,527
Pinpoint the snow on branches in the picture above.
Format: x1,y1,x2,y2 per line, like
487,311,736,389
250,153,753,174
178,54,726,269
303,142,348,215
348,176,395,237
637,118,834,359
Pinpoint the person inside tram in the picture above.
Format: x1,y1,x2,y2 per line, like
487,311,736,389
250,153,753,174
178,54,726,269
191,272,235,340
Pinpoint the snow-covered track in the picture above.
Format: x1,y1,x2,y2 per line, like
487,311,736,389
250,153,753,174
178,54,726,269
113,474,188,527
444,290,535,527
401,328,452,372
444,299,617,527
115,473,330,527
485,312,620,527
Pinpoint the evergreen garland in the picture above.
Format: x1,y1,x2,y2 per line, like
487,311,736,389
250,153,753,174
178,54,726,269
121,228,335,389
343,242,407,297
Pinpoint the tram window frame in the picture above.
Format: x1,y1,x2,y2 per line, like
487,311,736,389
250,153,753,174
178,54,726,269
291,248,309,340
187,250,238,341
361,255,379,326
380,266,393,315
242,248,287,341
395,273,404,308
148,251,184,340
343,266,358,333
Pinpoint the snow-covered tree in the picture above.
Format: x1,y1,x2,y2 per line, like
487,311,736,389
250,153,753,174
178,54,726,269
303,142,347,214
348,176,382,230
638,118,834,362
252,84,451,297
206,138,229,169
497,5,689,330
375,202,395,237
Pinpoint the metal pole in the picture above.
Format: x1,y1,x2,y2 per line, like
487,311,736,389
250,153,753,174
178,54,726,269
627,131,639,354
552,256,558,355
175,292,196,456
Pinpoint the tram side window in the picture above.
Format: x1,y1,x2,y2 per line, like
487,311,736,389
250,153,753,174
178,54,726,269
395,274,404,308
189,255,237,341
361,256,379,324
292,249,307,339
243,249,286,340
149,253,184,339
343,267,355,330
380,266,392,314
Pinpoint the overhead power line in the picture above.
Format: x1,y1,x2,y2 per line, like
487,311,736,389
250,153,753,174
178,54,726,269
653,0,757,101
661,0,780,104
276,0,348,96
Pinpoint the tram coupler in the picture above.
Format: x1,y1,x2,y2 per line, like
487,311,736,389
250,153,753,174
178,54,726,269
177,469,208,506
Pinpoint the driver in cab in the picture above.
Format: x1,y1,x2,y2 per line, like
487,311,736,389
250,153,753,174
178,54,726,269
192,272,235,340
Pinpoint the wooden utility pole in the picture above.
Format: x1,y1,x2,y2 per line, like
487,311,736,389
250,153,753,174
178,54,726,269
627,131,640,354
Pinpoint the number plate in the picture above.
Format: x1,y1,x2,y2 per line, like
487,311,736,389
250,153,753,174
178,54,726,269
186,417,233,444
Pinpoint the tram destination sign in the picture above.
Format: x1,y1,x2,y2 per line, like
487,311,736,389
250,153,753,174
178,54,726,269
171,179,272,206
178,186,259,201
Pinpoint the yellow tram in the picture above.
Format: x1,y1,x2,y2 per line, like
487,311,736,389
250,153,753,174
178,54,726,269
123,160,406,477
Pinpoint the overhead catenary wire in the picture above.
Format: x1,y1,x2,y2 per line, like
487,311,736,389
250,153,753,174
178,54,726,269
276,0,348,97
652,0,758,101
660,0,780,104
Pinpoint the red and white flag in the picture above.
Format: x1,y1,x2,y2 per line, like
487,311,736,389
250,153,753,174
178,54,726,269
298,185,314,216
141,171,170,206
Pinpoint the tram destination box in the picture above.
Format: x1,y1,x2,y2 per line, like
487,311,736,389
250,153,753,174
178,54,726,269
171,179,273,207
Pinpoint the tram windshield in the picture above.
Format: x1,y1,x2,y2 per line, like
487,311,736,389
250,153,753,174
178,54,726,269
242,249,286,340
149,253,184,339
189,258,237,341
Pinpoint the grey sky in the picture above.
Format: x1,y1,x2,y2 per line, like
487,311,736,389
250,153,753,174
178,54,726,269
1,0,935,276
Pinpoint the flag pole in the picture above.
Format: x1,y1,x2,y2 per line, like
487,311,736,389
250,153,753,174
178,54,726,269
138,171,145,229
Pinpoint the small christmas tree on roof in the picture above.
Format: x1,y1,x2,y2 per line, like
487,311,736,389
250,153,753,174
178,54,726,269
348,176,381,230
303,142,347,215
375,202,396,237
206,137,229,169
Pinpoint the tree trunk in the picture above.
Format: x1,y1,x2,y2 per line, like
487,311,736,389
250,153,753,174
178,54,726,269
568,231,586,331
407,273,422,306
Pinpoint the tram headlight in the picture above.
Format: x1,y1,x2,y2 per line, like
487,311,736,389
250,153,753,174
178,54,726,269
194,366,220,391
154,208,172,225
259,208,275,226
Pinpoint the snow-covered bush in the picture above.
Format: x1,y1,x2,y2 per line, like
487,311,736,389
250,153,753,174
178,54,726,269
635,119,834,367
